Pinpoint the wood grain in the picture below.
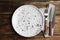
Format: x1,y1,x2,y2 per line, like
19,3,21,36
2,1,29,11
0,14,60,34
0,1,60,40
0,1,60,15
0,36,60,40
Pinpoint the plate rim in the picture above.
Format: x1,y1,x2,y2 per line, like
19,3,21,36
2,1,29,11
11,5,43,37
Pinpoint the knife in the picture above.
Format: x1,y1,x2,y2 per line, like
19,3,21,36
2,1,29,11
49,4,56,36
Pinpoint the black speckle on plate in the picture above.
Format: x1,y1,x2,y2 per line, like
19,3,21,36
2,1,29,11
23,20,25,22
32,25,34,28
36,24,39,27
28,22,30,24
35,15,36,17
40,25,42,26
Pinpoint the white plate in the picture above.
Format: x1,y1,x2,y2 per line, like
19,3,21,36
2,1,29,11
12,5,43,37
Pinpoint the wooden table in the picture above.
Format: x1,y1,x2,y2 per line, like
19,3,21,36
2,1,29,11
0,1,60,40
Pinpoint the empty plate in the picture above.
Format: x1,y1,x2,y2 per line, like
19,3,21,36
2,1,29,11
12,5,43,37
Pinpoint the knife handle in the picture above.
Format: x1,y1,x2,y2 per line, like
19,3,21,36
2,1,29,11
49,21,52,36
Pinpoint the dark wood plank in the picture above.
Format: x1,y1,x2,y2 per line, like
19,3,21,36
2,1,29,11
54,16,60,34
0,0,59,2
0,1,60,15
0,15,16,35
0,35,60,40
0,13,60,35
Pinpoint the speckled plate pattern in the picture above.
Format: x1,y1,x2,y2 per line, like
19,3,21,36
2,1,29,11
12,5,43,37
